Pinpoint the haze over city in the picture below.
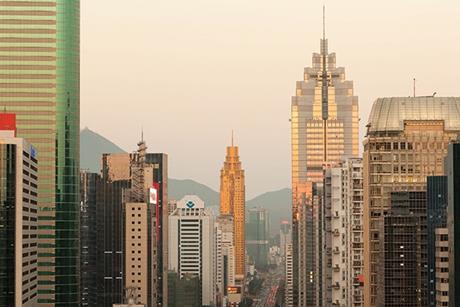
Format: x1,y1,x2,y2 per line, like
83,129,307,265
81,0,460,197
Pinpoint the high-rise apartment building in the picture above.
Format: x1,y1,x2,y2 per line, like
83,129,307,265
285,243,294,307
291,10,359,305
168,195,215,306
220,138,246,281
80,172,101,307
363,97,460,306
98,141,168,307
246,207,270,269
322,158,363,307
0,114,38,306
215,214,236,304
0,2,80,305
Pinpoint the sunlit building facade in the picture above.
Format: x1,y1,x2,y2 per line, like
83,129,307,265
0,2,80,305
220,139,246,280
291,24,359,305
363,97,460,306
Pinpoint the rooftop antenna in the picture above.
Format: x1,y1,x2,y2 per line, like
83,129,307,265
231,129,234,147
141,125,144,142
413,78,416,98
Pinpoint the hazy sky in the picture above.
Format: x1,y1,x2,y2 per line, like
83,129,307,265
81,0,460,198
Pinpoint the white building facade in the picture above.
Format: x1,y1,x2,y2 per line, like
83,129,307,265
285,243,294,307
323,158,364,307
215,214,236,304
168,195,215,306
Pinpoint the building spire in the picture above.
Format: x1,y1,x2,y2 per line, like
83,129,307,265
323,5,326,41
231,129,234,147
321,5,328,55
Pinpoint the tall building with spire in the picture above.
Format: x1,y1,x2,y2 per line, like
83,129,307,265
291,7,359,306
220,134,246,282
0,2,80,305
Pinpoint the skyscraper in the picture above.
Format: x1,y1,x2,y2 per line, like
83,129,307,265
322,158,363,307
168,195,215,306
80,171,101,307
279,220,291,258
363,97,460,306
220,136,246,281
447,141,460,307
98,141,168,306
0,114,39,306
246,207,270,269
215,214,236,305
291,8,359,306
0,2,80,305
427,176,448,306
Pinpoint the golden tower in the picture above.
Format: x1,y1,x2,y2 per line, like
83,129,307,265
220,134,246,279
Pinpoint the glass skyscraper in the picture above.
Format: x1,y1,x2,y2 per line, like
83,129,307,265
0,2,80,305
290,14,359,306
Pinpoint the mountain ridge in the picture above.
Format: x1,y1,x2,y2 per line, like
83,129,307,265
80,127,290,234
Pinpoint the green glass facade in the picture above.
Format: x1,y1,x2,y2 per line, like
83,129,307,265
0,1,80,306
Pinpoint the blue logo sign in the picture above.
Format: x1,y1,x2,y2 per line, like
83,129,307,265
186,200,195,209
30,146,37,158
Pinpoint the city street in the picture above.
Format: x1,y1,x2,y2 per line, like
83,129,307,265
253,266,284,307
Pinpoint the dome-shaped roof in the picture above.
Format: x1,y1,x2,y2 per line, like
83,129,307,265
367,97,460,134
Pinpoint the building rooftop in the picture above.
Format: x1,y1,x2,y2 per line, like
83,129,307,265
367,97,460,134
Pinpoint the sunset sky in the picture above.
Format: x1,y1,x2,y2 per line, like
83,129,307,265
81,0,460,198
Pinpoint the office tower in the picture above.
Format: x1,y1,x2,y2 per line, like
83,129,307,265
377,191,428,306
435,228,449,306
246,207,270,269
379,199,419,306
447,141,460,307
0,2,80,305
80,172,102,307
291,9,359,305
98,153,130,306
427,176,448,306
363,97,460,306
0,114,38,306
285,243,294,307
98,141,168,307
167,272,201,307
215,214,236,304
168,196,215,306
279,220,291,258
322,158,363,307
220,137,246,280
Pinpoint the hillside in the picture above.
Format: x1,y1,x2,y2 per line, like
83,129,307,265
246,188,291,235
80,127,126,172
80,127,290,234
